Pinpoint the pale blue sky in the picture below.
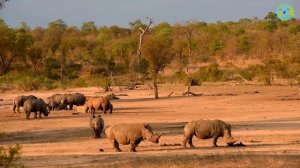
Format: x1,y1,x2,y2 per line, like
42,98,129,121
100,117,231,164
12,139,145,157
0,0,299,28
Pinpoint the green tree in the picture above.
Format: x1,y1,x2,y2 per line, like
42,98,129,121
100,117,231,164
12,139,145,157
143,35,173,99
263,12,279,32
81,21,97,33
0,20,33,75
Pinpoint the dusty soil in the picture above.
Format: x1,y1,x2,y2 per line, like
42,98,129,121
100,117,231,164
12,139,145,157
0,84,299,167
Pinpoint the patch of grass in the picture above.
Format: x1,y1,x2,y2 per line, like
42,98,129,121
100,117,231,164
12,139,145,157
102,153,299,168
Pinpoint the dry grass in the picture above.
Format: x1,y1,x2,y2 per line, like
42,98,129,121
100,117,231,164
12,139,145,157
1,84,300,167
107,154,299,168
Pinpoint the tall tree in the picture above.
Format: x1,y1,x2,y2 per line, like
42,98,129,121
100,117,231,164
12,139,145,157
143,34,173,99
0,20,33,75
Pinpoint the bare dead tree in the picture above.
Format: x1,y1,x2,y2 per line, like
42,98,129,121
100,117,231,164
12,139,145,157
137,17,153,64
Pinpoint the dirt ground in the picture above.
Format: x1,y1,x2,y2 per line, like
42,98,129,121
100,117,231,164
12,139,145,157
0,84,299,167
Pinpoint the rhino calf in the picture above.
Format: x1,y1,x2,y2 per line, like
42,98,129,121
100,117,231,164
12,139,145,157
13,95,37,113
183,119,237,148
105,123,162,152
89,115,104,138
23,98,49,119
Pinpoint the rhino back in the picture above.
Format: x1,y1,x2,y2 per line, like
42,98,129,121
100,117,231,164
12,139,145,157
192,120,224,139
73,93,86,105
110,124,144,145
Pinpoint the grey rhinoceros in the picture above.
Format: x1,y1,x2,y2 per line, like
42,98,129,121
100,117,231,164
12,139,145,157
23,98,49,119
89,115,104,138
183,119,237,148
105,123,162,152
13,95,37,113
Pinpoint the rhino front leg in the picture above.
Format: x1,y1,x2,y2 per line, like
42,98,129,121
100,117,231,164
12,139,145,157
109,104,113,114
26,111,31,119
130,140,139,152
98,127,103,138
113,140,122,152
91,129,96,138
212,136,219,147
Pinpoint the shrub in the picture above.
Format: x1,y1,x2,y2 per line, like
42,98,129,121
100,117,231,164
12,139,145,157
0,144,22,168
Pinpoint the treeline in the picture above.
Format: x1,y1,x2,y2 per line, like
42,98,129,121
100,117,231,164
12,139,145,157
0,12,300,91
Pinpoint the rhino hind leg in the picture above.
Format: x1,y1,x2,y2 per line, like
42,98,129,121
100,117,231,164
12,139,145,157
188,136,195,148
183,129,195,148
212,136,219,147
16,105,21,113
113,140,122,152
34,112,38,119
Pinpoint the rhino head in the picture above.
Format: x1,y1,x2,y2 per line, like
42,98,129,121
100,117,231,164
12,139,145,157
222,123,238,145
147,132,163,144
143,125,163,144
91,115,102,130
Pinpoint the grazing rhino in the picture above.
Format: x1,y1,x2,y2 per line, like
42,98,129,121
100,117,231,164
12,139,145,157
105,123,162,152
65,93,86,110
183,119,237,148
47,94,67,111
89,115,104,138
84,96,113,114
23,98,49,119
13,95,37,113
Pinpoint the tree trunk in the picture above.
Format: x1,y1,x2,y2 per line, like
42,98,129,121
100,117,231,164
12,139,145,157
153,76,158,99
60,65,64,84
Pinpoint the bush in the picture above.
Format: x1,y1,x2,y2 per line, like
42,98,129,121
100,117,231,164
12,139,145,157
0,144,22,168
194,63,229,82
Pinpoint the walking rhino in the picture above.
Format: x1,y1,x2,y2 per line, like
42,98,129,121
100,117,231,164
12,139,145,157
13,95,37,113
84,96,113,114
105,123,162,152
23,98,49,119
183,119,237,148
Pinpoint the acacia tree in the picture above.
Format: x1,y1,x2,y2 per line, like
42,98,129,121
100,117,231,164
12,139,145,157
143,34,173,99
